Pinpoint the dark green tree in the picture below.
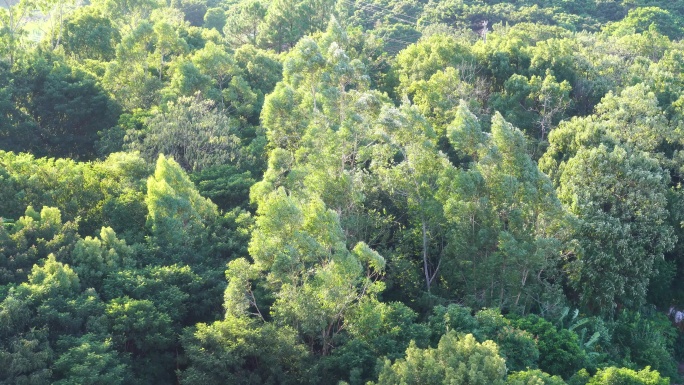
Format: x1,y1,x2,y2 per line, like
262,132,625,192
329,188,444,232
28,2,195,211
61,7,120,61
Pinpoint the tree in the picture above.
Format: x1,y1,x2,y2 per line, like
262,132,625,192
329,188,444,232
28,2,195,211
0,0,34,66
190,42,257,115
1,252,105,367
472,309,540,373
247,190,385,355
558,144,674,313
587,366,669,385
165,59,212,99
36,0,75,51
180,316,308,385
91,0,161,33
0,328,52,385
325,301,430,383
61,7,120,61
52,334,131,385
281,37,326,111
0,206,79,286
126,95,241,172
603,7,683,40
472,26,532,88
259,26,366,155
476,113,565,308
440,110,566,312
256,0,307,52
490,70,571,146
190,164,255,210
374,105,452,294
447,100,486,160
12,54,120,159
152,19,187,81
507,369,566,385
104,297,173,354
428,305,540,372
393,34,475,99
233,44,281,121
373,332,507,385
410,67,475,133
510,314,586,379
233,44,281,98
428,304,479,344
203,7,225,32
539,83,676,185
67,227,134,291
538,82,684,315
609,310,679,380
145,154,218,258
592,84,674,154
223,0,266,47
0,150,150,241
103,21,161,111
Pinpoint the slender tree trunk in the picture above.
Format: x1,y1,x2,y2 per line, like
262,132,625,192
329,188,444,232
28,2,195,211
422,218,430,293
311,84,317,111
56,2,63,48
500,254,506,307
8,7,15,67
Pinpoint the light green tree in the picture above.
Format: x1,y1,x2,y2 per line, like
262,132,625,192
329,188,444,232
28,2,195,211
103,21,161,110
0,0,35,66
145,154,218,257
507,369,566,385
373,105,453,294
587,366,669,385
246,189,385,355
91,0,161,33
440,109,566,312
151,19,187,81
411,67,475,133
373,332,507,385
190,42,239,104
393,34,475,98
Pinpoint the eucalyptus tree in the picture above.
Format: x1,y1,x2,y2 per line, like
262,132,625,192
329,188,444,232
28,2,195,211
440,107,566,312
145,154,219,259
0,0,34,66
103,21,161,111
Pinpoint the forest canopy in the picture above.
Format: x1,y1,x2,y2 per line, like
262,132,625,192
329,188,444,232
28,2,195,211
1,0,684,384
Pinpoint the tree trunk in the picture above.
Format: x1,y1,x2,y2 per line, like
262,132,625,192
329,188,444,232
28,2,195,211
422,218,430,293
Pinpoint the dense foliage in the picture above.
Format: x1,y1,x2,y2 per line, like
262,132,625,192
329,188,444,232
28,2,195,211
1,0,684,384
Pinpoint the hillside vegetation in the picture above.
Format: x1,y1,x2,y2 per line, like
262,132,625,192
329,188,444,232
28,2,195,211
1,0,684,384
